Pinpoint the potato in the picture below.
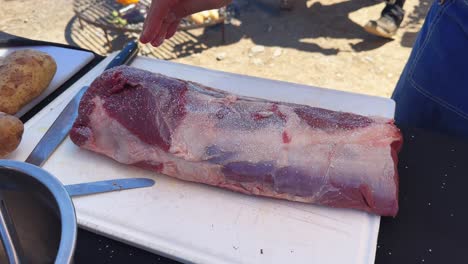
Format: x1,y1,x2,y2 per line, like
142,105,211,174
189,13,205,24
208,9,219,20
0,49,57,115
0,112,24,158
200,10,210,19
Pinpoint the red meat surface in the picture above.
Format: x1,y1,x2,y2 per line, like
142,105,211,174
70,66,403,216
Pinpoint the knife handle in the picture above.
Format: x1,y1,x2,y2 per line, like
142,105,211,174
104,40,139,71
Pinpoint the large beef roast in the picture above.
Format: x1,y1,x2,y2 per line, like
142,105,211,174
70,66,403,216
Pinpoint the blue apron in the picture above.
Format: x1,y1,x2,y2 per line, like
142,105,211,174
392,0,468,138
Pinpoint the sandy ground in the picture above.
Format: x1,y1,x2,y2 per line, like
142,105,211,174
0,0,430,98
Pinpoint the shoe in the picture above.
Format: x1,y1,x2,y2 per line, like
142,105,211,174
364,15,398,39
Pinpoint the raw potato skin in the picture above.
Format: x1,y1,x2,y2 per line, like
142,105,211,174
0,112,24,157
0,49,57,114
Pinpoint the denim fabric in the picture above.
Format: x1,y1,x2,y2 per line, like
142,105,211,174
392,0,468,138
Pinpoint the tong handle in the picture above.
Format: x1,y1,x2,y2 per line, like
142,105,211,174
0,196,24,264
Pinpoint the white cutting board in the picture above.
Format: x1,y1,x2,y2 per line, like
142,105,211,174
8,54,396,264
0,45,95,117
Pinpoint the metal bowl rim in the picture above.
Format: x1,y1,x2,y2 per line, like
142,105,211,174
0,159,77,264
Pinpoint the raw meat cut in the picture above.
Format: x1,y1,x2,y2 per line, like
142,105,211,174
70,66,403,216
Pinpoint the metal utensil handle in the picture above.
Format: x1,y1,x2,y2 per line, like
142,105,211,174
64,178,155,197
0,197,25,264
104,40,139,71
24,86,88,167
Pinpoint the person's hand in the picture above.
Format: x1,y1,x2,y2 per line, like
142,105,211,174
140,0,230,46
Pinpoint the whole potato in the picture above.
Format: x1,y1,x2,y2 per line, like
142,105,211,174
0,112,24,157
0,49,57,115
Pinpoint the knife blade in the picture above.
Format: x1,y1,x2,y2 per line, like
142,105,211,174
25,40,139,167
64,178,155,197
25,86,88,167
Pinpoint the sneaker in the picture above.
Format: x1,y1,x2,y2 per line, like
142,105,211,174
364,15,398,39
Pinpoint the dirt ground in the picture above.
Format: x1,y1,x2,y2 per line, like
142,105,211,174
0,0,430,98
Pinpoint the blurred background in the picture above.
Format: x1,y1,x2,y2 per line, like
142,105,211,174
0,0,431,97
